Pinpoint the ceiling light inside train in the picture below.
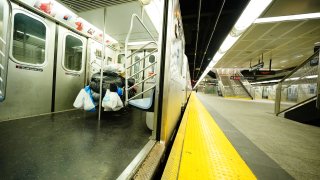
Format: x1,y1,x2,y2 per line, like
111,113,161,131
194,0,273,88
254,13,320,24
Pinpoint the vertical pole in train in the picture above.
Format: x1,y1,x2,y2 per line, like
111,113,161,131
98,7,107,121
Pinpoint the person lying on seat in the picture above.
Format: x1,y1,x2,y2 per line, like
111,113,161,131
102,83,124,111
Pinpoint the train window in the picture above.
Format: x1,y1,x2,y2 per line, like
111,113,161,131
107,57,112,64
149,55,155,63
12,13,46,65
117,54,125,64
64,35,83,71
134,56,140,79
149,55,155,76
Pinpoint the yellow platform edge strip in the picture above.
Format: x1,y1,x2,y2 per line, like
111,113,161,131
224,96,252,100
162,93,256,180
161,102,190,179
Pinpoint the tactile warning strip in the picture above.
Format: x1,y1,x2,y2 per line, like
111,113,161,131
161,102,190,179
162,93,256,180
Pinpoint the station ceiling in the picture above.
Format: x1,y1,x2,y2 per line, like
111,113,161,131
179,0,320,82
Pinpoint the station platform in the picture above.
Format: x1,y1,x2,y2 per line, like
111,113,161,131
0,108,150,179
162,93,320,179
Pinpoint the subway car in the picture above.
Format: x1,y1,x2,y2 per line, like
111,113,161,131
0,0,192,178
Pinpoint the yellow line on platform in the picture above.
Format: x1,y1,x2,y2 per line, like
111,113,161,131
224,96,252,100
162,93,256,180
161,102,190,179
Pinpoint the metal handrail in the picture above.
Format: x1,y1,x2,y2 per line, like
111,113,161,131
276,95,317,115
128,85,156,101
124,14,158,105
128,61,157,79
127,73,157,91
281,67,318,88
275,50,320,114
126,49,157,69
127,42,157,59
280,50,319,83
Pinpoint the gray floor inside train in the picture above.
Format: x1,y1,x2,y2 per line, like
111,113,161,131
196,93,320,180
0,108,150,179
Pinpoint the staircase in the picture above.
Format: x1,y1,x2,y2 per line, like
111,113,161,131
216,68,253,99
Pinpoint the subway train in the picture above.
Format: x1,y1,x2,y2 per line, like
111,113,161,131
0,0,192,178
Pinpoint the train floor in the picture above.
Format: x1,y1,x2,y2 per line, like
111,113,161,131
196,93,320,179
0,108,151,179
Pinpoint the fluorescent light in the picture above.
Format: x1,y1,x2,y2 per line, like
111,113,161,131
16,30,45,41
250,79,280,85
219,35,239,53
212,52,224,62
194,0,272,88
304,75,318,79
128,41,154,46
235,0,273,32
255,13,320,24
285,77,299,81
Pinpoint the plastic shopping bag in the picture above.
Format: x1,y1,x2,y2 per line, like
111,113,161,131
102,90,123,111
84,86,96,112
73,89,86,109
73,86,96,112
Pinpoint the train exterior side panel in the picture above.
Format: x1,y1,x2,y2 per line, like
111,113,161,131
54,25,87,112
160,0,187,144
0,4,56,121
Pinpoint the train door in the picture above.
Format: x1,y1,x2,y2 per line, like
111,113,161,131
0,0,11,102
0,5,56,121
54,26,87,111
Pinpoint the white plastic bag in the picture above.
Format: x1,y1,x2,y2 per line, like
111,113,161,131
73,89,86,109
73,87,96,112
104,63,125,74
102,89,123,111
84,92,95,111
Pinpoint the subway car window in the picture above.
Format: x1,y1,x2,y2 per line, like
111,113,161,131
149,54,155,75
12,13,46,65
134,55,140,79
117,54,125,64
64,35,83,71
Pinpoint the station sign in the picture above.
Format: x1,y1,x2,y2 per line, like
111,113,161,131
255,70,275,75
230,76,255,80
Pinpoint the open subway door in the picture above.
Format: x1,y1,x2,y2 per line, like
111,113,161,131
0,0,11,102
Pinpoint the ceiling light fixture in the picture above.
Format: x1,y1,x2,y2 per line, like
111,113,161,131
254,13,320,24
194,0,273,88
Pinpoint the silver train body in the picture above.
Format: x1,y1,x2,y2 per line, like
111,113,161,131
0,0,192,146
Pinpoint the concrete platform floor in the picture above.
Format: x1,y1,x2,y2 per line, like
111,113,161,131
197,93,320,180
0,108,150,179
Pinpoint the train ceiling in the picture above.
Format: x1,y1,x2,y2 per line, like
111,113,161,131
59,0,136,12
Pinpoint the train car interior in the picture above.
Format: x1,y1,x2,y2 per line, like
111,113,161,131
0,0,190,179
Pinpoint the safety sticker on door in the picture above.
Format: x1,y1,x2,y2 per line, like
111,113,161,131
16,65,43,72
